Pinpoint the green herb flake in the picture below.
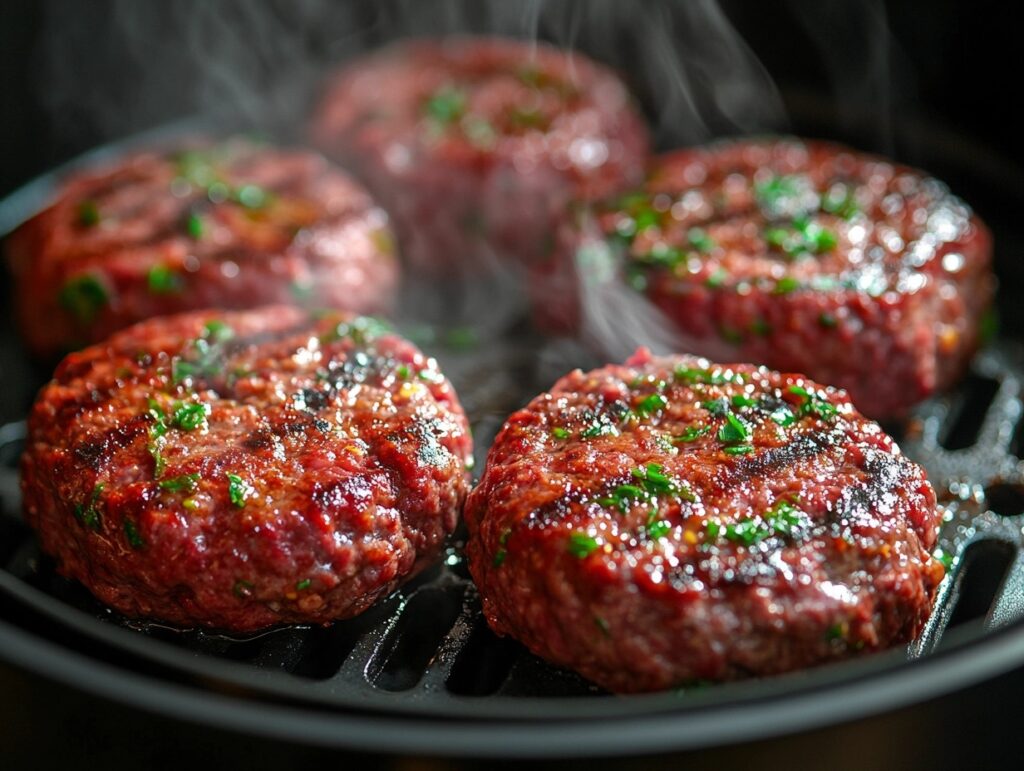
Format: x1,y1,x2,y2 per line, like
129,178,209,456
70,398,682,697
74,483,105,531
58,274,108,324
185,212,205,239
124,518,145,549
295,578,312,591
594,615,611,637
147,264,183,295
818,312,838,329
233,579,254,599
718,412,750,444
203,319,234,342
171,401,207,431
567,532,600,558
492,549,508,568
788,384,838,421
821,185,860,219
551,426,571,440
77,199,101,227
773,276,801,295
647,520,672,540
673,425,710,443
825,623,846,642
158,473,201,494
235,184,268,209
396,364,411,380
730,394,757,409
933,548,954,571
634,393,668,418
182,497,200,511
687,227,716,253
702,397,730,417
705,267,728,289
226,472,254,508
424,86,466,124
769,405,797,427
723,444,754,455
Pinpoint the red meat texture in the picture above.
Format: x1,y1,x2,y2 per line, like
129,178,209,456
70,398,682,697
531,137,994,420
20,306,472,631
466,348,945,693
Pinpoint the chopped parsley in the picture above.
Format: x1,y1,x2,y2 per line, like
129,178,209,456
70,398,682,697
320,315,390,346
674,366,742,386
687,227,716,253
74,483,105,531
147,399,169,477
77,199,101,227
673,425,710,443
788,384,838,421
718,412,750,444
395,364,411,380
597,462,695,513
773,276,801,295
769,404,798,427
723,444,754,455
147,264,183,294
172,321,236,384
765,218,838,260
567,532,600,558
123,518,145,549
818,312,838,328
551,426,571,440
933,547,954,570
226,472,254,508
295,578,312,591
171,402,207,431
185,212,205,239
235,184,267,209
423,86,466,124
730,394,757,409
493,529,512,567
707,498,807,546
158,473,200,494
705,267,728,289
647,520,672,539
634,393,668,418
58,274,108,324
821,184,860,219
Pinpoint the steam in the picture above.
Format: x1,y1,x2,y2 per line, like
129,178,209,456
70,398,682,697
31,0,898,365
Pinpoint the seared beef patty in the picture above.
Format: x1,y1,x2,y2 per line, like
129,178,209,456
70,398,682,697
310,36,650,275
21,306,472,631
531,137,994,419
7,137,398,359
466,348,944,693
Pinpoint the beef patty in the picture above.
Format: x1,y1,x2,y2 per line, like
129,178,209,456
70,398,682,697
6,137,398,359
531,137,993,419
310,36,650,276
20,306,472,631
466,347,944,693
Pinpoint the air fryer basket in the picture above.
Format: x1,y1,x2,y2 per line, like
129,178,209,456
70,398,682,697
3,110,1024,760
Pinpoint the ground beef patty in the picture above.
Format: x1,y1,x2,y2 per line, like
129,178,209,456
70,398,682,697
309,36,649,275
531,137,994,420
465,348,944,693
20,306,472,631
6,137,398,359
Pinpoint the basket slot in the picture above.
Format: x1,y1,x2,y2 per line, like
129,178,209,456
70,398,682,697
365,585,466,692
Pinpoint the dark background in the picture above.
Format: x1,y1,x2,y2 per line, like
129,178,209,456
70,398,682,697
1,0,1019,197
